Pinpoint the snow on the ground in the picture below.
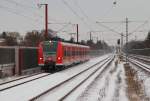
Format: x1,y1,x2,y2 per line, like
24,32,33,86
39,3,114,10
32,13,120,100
144,78,150,97
130,63,150,99
97,62,128,101
0,73,49,90
0,54,111,101
38,55,113,101
0,75,26,84
129,58,150,71
74,59,128,101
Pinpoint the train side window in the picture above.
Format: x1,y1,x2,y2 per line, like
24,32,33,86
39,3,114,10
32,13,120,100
68,48,70,56
64,48,67,56
75,49,76,56
72,50,74,56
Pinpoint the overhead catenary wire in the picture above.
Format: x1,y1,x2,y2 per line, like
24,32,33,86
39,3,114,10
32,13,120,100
96,21,125,37
0,4,43,27
128,20,149,36
61,0,93,31
1,0,43,23
2,0,59,23
0,4,36,21
54,23,73,33
72,0,90,21
72,0,124,36
4,0,35,9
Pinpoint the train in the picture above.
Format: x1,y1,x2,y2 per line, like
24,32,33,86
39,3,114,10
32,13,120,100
38,40,90,72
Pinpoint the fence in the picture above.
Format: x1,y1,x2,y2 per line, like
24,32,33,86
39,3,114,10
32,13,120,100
0,46,38,77
127,48,150,56
89,49,111,57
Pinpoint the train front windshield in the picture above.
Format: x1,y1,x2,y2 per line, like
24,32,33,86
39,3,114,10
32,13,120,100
43,41,58,55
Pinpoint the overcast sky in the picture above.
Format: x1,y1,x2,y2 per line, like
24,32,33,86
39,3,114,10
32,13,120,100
0,0,150,45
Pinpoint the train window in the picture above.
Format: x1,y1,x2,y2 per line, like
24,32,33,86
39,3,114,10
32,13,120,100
79,50,81,55
67,48,70,56
64,48,67,56
74,49,76,56
72,50,74,56
43,41,58,54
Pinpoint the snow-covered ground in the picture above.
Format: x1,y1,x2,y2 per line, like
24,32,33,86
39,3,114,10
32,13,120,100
130,63,150,100
37,55,113,101
72,59,128,101
129,58,150,71
1,54,149,101
0,73,49,90
0,75,27,84
0,54,111,101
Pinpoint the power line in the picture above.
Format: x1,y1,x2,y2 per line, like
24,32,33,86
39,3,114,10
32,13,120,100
96,19,148,37
0,4,41,26
2,0,43,22
61,0,93,30
0,4,35,21
54,23,72,33
3,0,58,23
73,0,90,20
128,21,149,36
96,21,125,36
4,0,35,10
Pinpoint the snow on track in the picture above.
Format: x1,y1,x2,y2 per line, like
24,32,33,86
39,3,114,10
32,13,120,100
0,73,49,91
36,56,113,101
75,60,128,101
0,54,111,101
129,58,150,71
130,63,150,100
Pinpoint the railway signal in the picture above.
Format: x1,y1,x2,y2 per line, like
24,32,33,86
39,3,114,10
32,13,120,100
117,39,120,45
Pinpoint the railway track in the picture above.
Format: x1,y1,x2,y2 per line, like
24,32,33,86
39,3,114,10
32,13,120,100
0,72,44,85
128,57,150,72
29,55,114,101
129,54,150,65
0,73,51,91
0,55,113,101
125,56,150,101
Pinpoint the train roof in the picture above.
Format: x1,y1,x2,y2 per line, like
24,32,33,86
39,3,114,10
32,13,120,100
61,41,89,48
42,41,89,48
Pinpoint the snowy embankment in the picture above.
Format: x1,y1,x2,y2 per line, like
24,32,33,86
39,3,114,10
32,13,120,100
0,73,49,90
0,54,111,101
66,59,128,101
130,63,150,100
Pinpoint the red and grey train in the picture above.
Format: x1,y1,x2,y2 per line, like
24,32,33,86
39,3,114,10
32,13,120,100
38,41,90,72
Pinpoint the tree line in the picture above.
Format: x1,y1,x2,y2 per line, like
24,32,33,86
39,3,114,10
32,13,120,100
124,32,150,50
0,29,110,50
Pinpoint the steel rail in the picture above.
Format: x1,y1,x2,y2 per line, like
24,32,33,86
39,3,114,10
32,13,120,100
29,55,114,101
0,72,43,85
128,58,150,72
59,57,114,101
0,73,51,91
129,55,150,64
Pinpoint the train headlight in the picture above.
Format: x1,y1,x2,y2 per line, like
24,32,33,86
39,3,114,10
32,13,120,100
58,57,61,60
40,58,43,60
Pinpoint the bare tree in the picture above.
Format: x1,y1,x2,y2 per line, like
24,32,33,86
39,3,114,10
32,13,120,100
1,32,20,46
24,30,44,46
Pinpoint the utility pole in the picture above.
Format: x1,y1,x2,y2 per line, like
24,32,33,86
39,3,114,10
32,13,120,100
45,4,48,40
76,24,79,43
121,33,123,50
90,31,92,41
40,4,48,40
126,17,128,63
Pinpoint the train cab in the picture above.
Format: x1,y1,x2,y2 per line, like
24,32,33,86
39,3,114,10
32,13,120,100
38,40,90,72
